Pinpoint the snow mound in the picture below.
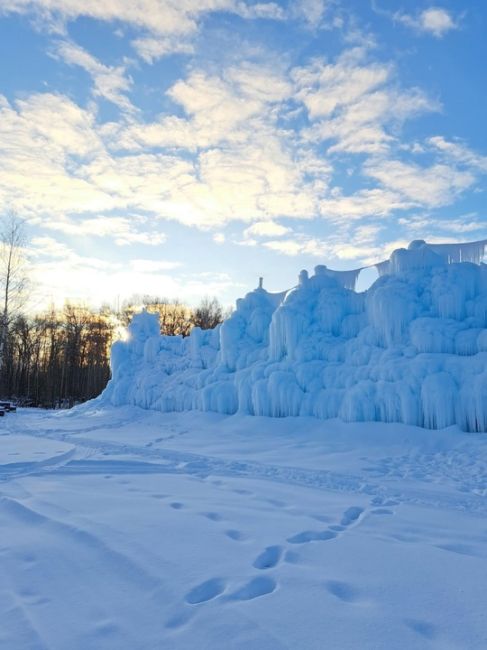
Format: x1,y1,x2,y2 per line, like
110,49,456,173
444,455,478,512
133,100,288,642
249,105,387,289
101,240,487,431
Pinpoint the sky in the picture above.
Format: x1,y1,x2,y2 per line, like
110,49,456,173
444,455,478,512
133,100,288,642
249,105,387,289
0,0,486,310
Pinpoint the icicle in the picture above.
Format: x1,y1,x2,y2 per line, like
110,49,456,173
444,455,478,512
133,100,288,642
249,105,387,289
314,265,364,290
426,239,487,265
101,239,487,432
375,260,390,276
332,268,363,291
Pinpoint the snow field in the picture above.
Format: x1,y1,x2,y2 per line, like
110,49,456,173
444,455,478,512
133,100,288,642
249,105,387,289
1,407,487,649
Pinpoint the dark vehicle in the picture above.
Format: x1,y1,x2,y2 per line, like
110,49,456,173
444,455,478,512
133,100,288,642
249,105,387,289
0,401,16,412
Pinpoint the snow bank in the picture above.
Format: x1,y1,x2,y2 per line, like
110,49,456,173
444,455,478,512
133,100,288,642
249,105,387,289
101,240,487,431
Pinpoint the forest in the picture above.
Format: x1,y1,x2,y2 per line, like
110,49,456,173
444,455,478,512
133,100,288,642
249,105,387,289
0,214,226,408
3,297,226,408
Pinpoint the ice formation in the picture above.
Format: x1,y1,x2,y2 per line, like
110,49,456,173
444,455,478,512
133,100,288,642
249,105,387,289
101,239,487,432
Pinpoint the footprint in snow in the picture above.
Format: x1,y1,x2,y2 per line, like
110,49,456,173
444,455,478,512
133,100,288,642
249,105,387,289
404,619,437,640
253,545,283,570
261,497,287,508
287,530,337,544
325,580,360,603
165,610,193,629
287,506,365,544
94,619,120,637
185,578,226,604
229,576,277,601
435,542,477,557
283,550,300,564
311,514,333,523
372,496,399,507
19,588,50,606
202,511,224,522
170,502,184,510
340,506,364,526
225,529,247,541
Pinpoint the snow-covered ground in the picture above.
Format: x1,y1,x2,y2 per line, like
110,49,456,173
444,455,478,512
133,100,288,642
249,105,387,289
1,407,487,649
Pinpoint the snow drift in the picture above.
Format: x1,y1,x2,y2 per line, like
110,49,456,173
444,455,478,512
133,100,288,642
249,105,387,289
101,240,487,432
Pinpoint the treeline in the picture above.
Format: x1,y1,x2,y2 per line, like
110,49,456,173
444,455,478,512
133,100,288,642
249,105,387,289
2,296,226,408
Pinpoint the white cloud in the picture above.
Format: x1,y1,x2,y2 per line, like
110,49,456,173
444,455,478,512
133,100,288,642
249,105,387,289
262,231,409,268
233,2,285,20
398,214,486,236
41,215,167,246
319,188,409,220
0,44,481,241
296,49,439,154
1,0,286,60
31,236,117,270
394,7,458,38
438,218,486,234
427,136,487,173
0,93,112,218
54,40,135,112
365,159,475,207
131,36,194,64
264,239,305,256
330,89,436,154
0,39,482,266
28,235,231,309
293,48,439,154
0,83,326,230
102,63,327,226
292,0,328,28
114,66,292,152
244,221,291,237
129,259,181,273
294,50,391,120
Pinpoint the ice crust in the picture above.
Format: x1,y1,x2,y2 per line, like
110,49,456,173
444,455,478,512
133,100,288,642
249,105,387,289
102,240,487,431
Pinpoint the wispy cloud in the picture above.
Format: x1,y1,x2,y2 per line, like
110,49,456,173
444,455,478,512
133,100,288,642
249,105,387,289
0,44,483,239
0,0,484,298
244,221,291,238
296,48,439,154
364,158,476,208
28,235,231,308
131,36,194,64
41,215,167,247
261,231,408,267
1,0,287,61
427,136,487,172
53,40,135,112
319,188,409,221
394,7,459,38
292,0,328,29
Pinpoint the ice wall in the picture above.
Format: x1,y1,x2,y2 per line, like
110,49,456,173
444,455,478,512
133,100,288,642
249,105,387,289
101,240,487,432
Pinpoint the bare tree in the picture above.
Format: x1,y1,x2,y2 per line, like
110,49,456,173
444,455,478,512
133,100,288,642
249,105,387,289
192,297,225,330
122,295,194,337
0,213,28,379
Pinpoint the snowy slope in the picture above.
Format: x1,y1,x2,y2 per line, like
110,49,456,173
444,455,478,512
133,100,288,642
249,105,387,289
101,239,487,431
1,407,487,649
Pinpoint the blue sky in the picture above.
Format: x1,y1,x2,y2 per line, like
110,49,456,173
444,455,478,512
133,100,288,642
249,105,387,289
0,0,485,308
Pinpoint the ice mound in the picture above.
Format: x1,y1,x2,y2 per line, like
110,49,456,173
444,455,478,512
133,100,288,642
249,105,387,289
101,240,487,431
